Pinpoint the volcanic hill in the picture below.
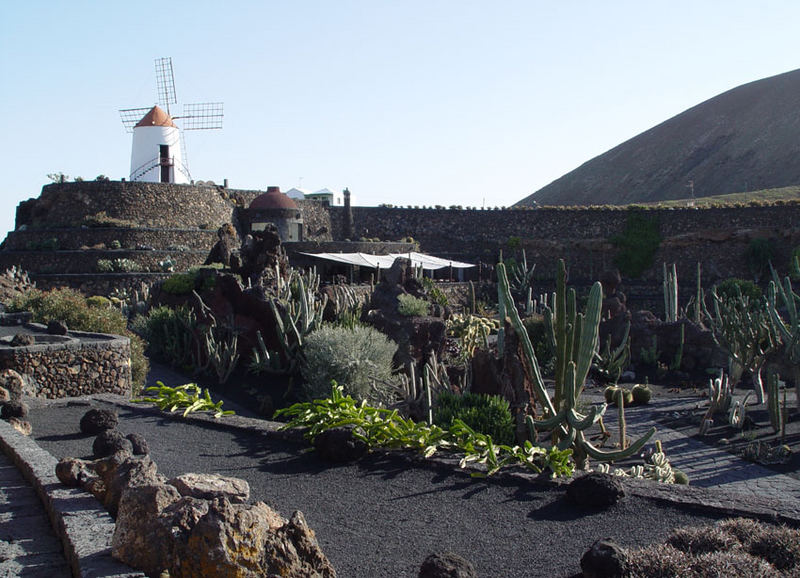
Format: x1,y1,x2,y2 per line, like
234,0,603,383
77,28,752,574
517,68,800,206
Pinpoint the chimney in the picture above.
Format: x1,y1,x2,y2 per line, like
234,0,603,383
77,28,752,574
343,187,354,239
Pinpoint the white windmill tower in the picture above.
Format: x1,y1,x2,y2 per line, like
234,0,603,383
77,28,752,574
119,57,223,184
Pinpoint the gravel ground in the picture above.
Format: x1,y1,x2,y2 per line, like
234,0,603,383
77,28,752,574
24,399,736,578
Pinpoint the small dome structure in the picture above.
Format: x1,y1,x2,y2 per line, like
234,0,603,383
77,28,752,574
245,186,303,242
249,186,299,210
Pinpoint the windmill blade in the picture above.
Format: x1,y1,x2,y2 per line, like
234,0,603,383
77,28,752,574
155,57,177,112
119,107,154,133
179,102,224,130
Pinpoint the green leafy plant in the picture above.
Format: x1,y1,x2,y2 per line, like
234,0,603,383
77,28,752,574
397,293,430,316
275,383,574,478
434,391,515,445
610,212,661,278
300,324,398,404
133,381,234,418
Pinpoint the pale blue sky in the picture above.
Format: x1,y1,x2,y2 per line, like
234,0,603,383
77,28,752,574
2,1,799,238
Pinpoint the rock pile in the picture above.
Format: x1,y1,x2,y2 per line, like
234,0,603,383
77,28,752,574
56,417,336,577
0,369,32,435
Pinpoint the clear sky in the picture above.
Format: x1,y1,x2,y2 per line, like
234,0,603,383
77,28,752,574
1,1,799,239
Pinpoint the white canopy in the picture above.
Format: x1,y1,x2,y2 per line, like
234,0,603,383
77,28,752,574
298,251,474,271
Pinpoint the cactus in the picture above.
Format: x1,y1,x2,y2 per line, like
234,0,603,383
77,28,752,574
705,284,778,403
670,323,685,371
766,371,783,435
631,383,652,405
727,392,752,429
204,327,239,384
468,280,476,314
767,266,800,408
617,389,627,450
498,259,655,469
663,262,679,322
595,322,631,384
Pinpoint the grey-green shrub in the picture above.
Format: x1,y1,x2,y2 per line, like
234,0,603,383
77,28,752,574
397,293,429,316
301,325,397,404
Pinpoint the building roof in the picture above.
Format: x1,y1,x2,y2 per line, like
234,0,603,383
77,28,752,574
135,105,178,129
249,186,299,210
285,187,311,200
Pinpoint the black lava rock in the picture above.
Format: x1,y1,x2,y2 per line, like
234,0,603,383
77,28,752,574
80,408,118,435
419,552,478,578
313,427,368,463
566,472,626,508
1,400,29,419
47,320,68,335
10,333,35,347
92,429,133,458
580,539,627,578
126,433,150,455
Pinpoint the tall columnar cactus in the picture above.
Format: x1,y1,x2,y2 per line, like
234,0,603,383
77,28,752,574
663,262,679,322
766,371,783,434
767,267,800,406
497,259,655,469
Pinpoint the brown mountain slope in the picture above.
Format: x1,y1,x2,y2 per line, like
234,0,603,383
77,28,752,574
517,68,800,206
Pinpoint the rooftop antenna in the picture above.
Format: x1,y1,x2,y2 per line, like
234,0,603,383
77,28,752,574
119,57,223,183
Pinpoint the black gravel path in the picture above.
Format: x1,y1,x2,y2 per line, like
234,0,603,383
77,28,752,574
25,399,735,578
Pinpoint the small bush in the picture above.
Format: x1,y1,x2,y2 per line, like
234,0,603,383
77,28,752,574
610,212,661,278
397,293,429,316
714,278,762,303
433,391,514,445
86,295,112,309
161,267,217,295
97,258,141,273
109,240,122,250
745,237,775,281
300,325,397,404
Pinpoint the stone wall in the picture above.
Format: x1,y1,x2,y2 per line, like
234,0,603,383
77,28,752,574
30,273,171,296
16,181,252,229
0,250,207,275
333,203,800,284
0,327,132,398
2,227,217,252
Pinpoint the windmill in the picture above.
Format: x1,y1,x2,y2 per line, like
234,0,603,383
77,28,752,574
119,57,223,184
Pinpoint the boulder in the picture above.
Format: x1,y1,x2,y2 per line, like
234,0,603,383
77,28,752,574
93,429,133,458
0,387,8,403
111,483,184,575
7,417,31,435
0,369,33,400
580,539,627,578
125,433,149,456
419,551,478,578
313,427,368,463
168,473,250,504
80,408,119,435
56,452,163,516
10,333,35,347
46,320,68,335
113,491,336,578
566,472,626,508
1,400,28,419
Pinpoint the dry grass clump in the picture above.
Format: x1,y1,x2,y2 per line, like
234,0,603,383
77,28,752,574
624,517,800,577
666,525,740,555
625,544,691,578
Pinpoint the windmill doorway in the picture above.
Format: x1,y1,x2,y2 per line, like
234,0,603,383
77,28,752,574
159,145,171,183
